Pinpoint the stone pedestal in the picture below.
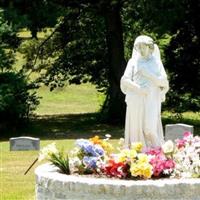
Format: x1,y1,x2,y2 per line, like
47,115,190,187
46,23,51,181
35,164,200,200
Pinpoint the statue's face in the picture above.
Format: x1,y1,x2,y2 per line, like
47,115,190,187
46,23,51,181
136,43,154,59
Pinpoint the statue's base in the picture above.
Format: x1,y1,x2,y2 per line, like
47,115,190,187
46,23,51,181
35,163,200,200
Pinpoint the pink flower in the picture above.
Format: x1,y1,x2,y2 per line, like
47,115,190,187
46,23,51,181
149,156,164,176
183,131,192,138
145,147,162,156
146,147,175,177
176,139,186,149
164,159,175,169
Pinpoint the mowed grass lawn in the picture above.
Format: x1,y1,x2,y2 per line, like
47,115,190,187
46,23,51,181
35,84,104,115
1,82,200,200
0,139,74,200
0,83,123,200
1,87,200,200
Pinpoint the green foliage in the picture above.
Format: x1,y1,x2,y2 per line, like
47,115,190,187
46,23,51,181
50,151,70,174
0,8,19,47
0,9,16,72
2,0,200,121
0,72,39,133
0,47,14,72
0,8,39,135
164,0,200,113
20,7,109,93
1,0,65,38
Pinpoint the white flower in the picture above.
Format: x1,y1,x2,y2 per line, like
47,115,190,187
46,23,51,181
182,171,192,178
104,134,112,141
69,157,82,173
70,157,82,167
162,140,174,154
118,138,125,145
38,143,58,161
105,134,112,138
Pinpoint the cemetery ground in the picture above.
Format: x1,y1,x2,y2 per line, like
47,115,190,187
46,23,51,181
1,83,200,200
0,31,200,200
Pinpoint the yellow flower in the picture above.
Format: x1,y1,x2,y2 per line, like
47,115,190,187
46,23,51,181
137,153,149,163
38,143,58,161
90,135,101,145
139,162,152,179
118,149,130,162
130,163,140,177
130,161,152,179
89,135,114,154
130,149,137,160
101,140,114,154
131,142,143,152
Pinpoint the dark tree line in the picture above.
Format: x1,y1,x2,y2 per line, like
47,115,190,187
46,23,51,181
0,9,39,135
0,0,199,125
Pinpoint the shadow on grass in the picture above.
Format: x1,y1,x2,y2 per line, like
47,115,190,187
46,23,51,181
17,112,124,140
1,112,200,141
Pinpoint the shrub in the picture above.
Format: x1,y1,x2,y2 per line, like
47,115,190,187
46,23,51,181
0,72,39,135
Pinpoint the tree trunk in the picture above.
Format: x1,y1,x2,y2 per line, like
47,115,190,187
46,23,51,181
103,4,126,123
31,27,38,39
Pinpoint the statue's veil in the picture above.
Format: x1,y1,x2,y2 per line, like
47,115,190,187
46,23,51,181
131,35,167,78
121,35,169,101
131,35,160,61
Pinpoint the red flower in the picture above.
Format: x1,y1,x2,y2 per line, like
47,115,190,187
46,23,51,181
103,160,128,178
176,139,186,149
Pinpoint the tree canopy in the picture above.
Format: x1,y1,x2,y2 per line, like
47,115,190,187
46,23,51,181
1,0,199,123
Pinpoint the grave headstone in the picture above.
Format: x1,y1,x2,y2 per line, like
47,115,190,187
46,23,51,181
10,136,40,151
165,123,193,141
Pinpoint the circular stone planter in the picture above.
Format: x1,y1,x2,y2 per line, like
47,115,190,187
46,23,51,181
35,163,200,200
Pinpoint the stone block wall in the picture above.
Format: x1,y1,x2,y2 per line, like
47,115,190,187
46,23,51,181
35,164,200,200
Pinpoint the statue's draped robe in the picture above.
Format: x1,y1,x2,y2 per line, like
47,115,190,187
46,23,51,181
121,56,169,148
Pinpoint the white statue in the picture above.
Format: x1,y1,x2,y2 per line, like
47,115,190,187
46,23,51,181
120,35,169,148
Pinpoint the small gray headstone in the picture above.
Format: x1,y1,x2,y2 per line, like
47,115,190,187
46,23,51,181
10,136,40,151
165,123,193,141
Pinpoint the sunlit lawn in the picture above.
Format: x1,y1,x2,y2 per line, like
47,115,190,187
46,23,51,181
0,138,119,200
0,77,122,199
35,84,104,115
0,140,73,200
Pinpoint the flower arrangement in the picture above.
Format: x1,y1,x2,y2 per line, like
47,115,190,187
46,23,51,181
172,132,200,178
38,132,200,180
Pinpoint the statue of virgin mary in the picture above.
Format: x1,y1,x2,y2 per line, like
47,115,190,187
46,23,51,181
120,35,169,148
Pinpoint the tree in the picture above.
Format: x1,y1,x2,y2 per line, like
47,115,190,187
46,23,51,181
20,1,128,123
27,0,184,122
3,0,195,123
0,9,39,135
0,0,63,39
164,0,200,113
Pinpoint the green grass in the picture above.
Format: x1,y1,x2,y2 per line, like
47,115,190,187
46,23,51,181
0,139,75,200
17,28,53,39
162,111,200,134
0,139,119,200
35,84,105,115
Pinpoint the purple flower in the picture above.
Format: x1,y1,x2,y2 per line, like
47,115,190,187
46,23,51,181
76,139,104,157
83,156,99,169
76,139,91,148
93,145,104,156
